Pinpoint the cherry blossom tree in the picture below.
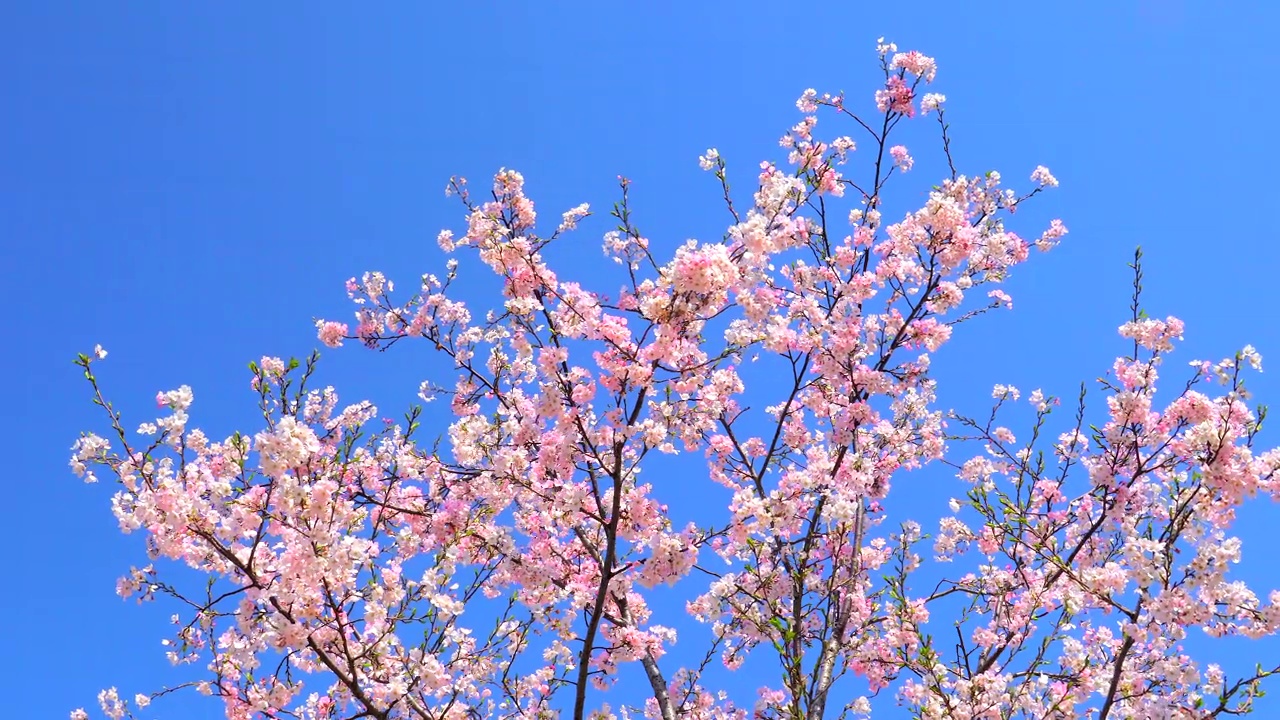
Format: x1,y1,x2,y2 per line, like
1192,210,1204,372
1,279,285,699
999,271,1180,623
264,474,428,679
72,40,1280,720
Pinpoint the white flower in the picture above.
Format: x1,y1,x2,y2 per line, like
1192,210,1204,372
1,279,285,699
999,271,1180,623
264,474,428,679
698,148,720,171
1030,165,1059,187
921,93,946,114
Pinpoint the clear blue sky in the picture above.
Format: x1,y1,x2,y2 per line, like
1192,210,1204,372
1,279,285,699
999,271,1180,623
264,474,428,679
4,2,1279,717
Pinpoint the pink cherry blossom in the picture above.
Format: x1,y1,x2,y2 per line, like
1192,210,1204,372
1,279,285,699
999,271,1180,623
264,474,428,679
315,320,348,348
70,39,1280,720
890,144,913,172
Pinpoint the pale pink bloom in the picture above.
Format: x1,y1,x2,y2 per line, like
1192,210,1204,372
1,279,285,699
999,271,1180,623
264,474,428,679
1241,344,1264,371
1118,315,1185,352
875,76,915,116
1035,218,1068,250
437,228,455,251
97,688,125,720
155,385,193,411
558,202,590,232
260,356,286,376
1028,388,1053,412
254,416,321,478
315,320,348,348
70,433,110,482
698,148,721,173
796,89,818,113
669,241,738,296
1030,164,1059,187
889,145,913,172
891,50,938,82
992,384,1021,401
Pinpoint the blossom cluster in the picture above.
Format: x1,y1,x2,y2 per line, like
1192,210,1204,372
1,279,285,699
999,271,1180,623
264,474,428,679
69,39,1280,720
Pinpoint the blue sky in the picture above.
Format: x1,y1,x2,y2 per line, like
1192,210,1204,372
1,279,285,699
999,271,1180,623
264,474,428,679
4,2,1280,717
